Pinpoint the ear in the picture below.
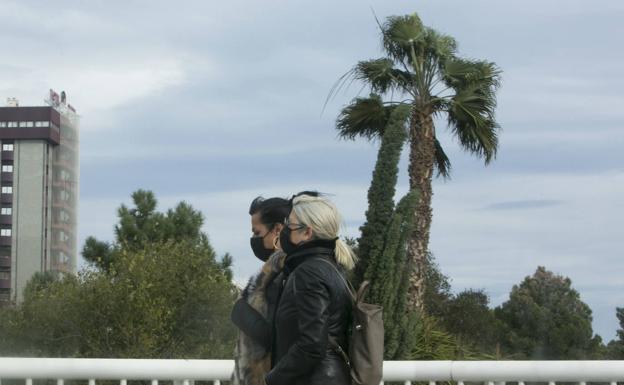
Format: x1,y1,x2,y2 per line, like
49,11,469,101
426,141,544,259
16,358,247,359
303,226,314,241
273,223,284,234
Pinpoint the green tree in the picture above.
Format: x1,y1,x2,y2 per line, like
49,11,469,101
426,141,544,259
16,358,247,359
354,101,464,361
82,189,229,275
356,104,411,286
0,303,26,355
333,12,501,311
495,266,601,359
1,241,237,359
74,240,237,358
1,191,237,358
422,252,453,319
353,104,414,359
441,289,499,354
605,308,624,359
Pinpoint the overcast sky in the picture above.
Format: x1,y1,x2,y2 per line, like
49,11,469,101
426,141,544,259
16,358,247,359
1,0,623,341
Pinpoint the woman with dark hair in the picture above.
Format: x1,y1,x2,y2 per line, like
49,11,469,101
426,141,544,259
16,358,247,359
231,196,291,385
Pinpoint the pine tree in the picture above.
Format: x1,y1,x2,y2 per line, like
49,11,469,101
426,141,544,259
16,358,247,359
353,103,424,359
355,102,410,286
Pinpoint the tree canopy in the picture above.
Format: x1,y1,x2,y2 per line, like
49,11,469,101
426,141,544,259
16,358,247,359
495,266,601,359
0,191,237,358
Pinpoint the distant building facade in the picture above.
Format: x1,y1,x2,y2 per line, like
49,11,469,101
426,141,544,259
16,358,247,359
0,90,79,304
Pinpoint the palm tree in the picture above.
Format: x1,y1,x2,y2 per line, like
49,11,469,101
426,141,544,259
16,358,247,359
333,13,501,312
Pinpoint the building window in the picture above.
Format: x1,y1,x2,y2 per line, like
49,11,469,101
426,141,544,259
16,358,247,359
1,207,11,215
35,121,50,127
1,186,12,194
0,271,9,280
18,122,27,128
7,122,17,128
0,289,9,301
0,122,5,128
2,144,13,151
60,210,69,222
1,165,12,173
26,121,34,127
0,229,11,237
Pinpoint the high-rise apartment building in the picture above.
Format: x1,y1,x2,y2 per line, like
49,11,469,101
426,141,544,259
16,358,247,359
0,90,79,304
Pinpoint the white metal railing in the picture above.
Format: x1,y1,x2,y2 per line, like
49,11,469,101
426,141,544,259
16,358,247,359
0,358,623,384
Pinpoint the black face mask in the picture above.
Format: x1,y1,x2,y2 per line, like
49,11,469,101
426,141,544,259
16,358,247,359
280,226,301,256
250,231,274,262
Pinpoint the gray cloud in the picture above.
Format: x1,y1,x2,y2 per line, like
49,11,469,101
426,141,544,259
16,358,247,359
483,200,563,210
3,0,624,342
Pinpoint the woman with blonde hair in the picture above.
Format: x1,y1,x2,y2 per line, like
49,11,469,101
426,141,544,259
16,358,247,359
265,191,356,385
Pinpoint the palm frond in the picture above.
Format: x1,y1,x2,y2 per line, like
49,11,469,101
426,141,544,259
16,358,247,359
353,58,415,95
444,85,500,163
382,14,426,65
441,58,501,163
324,67,359,113
442,58,501,91
336,94,409,141
434,138,451,178
428,29,457,61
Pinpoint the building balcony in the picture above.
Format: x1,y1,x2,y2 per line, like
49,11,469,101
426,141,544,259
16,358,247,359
51,222,74,233
0,237,11,247
1,194,12,205
0,358,624,384
0,256,10,268
51,243,72,255
50,262,73,273
1,172,12,183
1,151,13,161
52,180,76,189
52,159,78,171
0,214,11,225
51,200,74,212
59,140,78,151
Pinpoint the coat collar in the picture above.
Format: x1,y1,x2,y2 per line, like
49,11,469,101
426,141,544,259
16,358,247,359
283,239,336,275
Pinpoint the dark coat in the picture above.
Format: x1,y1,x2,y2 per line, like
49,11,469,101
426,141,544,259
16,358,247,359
231,251,286,385
265,240,351,385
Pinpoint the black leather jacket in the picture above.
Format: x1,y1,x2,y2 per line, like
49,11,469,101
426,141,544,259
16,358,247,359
265,240,351,385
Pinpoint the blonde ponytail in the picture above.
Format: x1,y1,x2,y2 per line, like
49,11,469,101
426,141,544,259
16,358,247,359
292,194,358,271
335,238,357,271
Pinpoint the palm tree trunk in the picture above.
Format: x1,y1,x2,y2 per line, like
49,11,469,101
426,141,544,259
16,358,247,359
406,106,436,313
